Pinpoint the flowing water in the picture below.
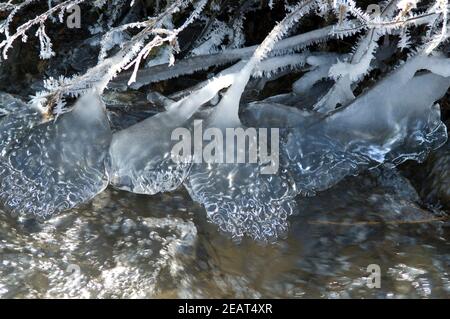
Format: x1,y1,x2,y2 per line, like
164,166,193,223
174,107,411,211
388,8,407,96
0,167,449,298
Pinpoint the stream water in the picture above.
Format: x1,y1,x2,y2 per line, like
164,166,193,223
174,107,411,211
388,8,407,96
0,167,449,298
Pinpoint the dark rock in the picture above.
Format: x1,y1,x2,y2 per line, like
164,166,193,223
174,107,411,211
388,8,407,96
419,142,450,210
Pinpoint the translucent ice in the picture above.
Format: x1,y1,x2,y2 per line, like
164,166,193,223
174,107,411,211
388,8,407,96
184,66,298,242
108,74,234,195
108,108,194,195
183,5,332,242
280,71,449,194
0,91,111,219
184,139,298,242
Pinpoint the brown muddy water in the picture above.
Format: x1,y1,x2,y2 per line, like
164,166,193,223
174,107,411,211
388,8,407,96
0,167,449,298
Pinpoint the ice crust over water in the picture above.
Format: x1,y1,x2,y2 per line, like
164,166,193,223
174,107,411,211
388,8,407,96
0,92,111,219
184,126,298,242
243,72,449,195
108,110,194,195
283,72,449,194
108,74,234,195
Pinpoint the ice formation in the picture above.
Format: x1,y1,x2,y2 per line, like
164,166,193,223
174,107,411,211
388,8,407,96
108,74,234,195
285,70,449,194
184,68,299,242
184,87,299,241
184,127,298,242
180,2,325,242
0,91,111,219
243,57,450,196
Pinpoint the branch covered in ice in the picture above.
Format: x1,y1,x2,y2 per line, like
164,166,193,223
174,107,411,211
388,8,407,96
29,0,207,116
0,0,88,60
111,25,333,90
